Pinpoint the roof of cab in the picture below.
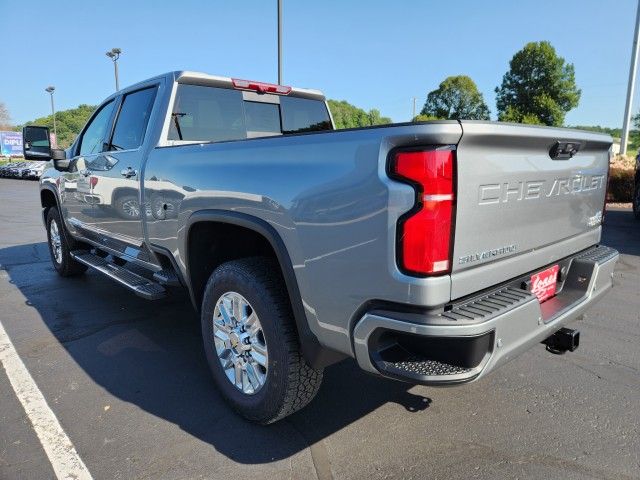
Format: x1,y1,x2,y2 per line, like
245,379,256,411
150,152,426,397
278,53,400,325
173,71,326,100
103,71,326,102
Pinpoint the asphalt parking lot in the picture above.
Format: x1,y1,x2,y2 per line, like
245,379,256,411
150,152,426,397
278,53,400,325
0,178,638,480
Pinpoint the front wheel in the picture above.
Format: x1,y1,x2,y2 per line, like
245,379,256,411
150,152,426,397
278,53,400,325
201,257,323,424
633,183,640,220
46,207,87,277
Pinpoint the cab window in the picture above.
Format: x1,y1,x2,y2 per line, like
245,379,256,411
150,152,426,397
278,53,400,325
109,87,158,151
78,100,116,155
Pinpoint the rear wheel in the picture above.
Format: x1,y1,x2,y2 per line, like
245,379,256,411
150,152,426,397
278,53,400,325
633,183,640,220
46,207,87,277
115,194,141,220
201,257,323,424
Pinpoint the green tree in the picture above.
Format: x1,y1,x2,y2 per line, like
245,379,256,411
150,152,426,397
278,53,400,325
420,75,490,120
495,41,580,126
327,100,392,129
19,104,96,148
412,114,440,122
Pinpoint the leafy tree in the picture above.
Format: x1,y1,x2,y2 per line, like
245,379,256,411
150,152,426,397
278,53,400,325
420,75,490,120
328,100,392,129
0,101,11,130
571,123,640,153
412,114,440,122
495,41,580,126
19,104,96,148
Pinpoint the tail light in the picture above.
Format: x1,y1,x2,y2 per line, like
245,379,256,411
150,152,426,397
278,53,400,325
89,176,98,188
232,78,291,95
389,148,455,276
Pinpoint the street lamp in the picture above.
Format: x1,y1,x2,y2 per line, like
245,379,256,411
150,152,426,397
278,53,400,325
105,47,122,91
277,0,282,85
45,86,57,146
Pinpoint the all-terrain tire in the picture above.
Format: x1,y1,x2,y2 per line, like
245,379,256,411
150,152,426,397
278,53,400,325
45,207,87,277
201,257,323,424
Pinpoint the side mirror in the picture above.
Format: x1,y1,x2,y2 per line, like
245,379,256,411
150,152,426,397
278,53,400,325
23,125,69,171
22,126,53,160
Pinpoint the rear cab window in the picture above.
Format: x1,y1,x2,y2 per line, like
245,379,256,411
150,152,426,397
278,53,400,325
167,83,332,143
109,86,158,151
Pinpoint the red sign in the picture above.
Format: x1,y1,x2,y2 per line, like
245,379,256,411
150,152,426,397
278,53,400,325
530,265,559,303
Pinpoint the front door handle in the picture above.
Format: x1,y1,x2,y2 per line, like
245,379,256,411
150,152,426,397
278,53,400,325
120,167,137,178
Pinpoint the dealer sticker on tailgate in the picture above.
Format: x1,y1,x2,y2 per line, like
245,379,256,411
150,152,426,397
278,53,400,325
530,265,560,303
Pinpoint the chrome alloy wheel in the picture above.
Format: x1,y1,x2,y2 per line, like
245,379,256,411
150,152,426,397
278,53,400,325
49,219,63,264
121,199,140,218
213,292,268,395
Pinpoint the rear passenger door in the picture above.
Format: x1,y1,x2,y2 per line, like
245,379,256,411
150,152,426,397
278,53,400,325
84,85,158,253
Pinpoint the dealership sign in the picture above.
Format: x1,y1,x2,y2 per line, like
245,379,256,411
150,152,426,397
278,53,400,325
1,131,23,156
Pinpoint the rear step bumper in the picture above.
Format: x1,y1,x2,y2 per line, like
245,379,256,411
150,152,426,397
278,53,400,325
353,245,618,385
70,251,166,300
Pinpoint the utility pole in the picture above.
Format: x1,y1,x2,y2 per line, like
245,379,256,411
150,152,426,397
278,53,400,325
412,97,417,120
277,0,283,85
621,0,640,155
106,48,122,91
45,86,57,146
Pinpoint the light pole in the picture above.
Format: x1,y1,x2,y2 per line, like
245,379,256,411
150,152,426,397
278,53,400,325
621,0,640,155
45,86,57,146
106,48,122,91
277,0,282,85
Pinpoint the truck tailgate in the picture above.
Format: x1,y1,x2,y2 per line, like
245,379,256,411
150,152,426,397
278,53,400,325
451,121,611,297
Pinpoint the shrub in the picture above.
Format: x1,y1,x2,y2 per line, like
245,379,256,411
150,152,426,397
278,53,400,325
610,154,636,170
607,167,635,202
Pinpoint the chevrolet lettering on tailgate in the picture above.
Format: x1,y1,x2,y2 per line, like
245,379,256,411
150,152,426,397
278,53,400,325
478,174,606,205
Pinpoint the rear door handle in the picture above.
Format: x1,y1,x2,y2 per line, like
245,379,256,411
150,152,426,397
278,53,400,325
120,167,137,178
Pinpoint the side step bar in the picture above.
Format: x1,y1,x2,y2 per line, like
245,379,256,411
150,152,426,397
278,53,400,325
70,250,166,300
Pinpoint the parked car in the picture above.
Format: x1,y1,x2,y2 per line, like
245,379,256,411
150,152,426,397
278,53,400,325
27,162,48,180
0,162,12,177
8,162,27,178
0,160,47,180
23,71,618,424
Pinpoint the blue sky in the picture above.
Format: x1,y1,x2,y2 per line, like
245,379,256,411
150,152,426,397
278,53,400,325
1,0,638,127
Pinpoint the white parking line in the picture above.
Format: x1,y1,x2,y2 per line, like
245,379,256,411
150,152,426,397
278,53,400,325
0,319,93,480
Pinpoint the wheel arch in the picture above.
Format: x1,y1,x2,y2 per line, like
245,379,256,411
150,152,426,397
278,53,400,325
40,185,62,229
183,210,345,369
110,186,139,204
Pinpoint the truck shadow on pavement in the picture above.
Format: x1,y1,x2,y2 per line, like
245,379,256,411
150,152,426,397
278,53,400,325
0,241,431,465
601,209,640,256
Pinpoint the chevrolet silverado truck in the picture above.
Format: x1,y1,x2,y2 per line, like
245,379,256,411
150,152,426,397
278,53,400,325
23,71,618,424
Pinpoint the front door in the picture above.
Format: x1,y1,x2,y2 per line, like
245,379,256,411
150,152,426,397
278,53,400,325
81,85,158,255
60,99,117,240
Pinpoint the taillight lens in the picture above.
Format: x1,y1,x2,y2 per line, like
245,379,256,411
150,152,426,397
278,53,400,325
89,176,98,188
390,148,455,276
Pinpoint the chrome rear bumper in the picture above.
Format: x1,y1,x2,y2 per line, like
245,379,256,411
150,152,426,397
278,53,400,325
353,245,618,385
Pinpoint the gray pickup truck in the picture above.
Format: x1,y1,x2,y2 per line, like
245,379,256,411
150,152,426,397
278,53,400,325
23,71,618,424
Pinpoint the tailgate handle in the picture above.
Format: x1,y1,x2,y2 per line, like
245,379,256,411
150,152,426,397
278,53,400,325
550,141,581,160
